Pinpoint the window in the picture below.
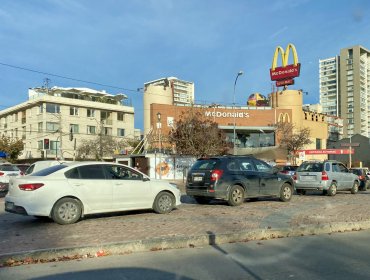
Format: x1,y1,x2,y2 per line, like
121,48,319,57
87,125,96,135
239,158,254,171
46,122,60,132
117,112,125,121
38,140,43,149
316,138,322,149
104,165,141,180
253,159,272,172
46,103,60,113
70,124,79,134
38,122,43,132
70,106,79,116
117,128,125,137
39,104,44,113
87,109,95,118
50,140,60,152
104,127,112,136
65,165,106,179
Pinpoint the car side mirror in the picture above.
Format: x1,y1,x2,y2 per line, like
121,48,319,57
142,176,150,182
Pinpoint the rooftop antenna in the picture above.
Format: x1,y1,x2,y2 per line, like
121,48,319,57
44,78,51,94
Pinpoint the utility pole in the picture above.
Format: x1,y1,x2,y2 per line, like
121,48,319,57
99,121,104,161
59,114,63,160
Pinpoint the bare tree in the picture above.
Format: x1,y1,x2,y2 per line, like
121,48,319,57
76,136,133,160
169,108,230,157
275,122,312,164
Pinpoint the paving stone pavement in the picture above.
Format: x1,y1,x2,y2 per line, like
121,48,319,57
1,185,370,263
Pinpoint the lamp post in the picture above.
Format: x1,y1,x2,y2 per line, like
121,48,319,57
233,71,244,155
157,112,162,179
349,134,353,168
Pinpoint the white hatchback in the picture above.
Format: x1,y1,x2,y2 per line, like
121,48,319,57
5,162,181,224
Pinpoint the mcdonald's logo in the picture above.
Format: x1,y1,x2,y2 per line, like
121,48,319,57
270,43,301,85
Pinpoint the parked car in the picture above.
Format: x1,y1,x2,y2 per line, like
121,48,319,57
277,165,298,177
349,168,370,191
15,164,30,174
5,162,181,225
0,164,23,195
294,160,360,196
186,156,294,206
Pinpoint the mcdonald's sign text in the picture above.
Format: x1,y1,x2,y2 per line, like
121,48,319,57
270,63,301,81
270,44,300,87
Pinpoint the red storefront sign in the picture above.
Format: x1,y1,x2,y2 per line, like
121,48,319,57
296,149,354,155
270,64,301,81
276,78,295,87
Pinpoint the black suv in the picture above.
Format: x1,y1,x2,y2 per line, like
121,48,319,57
186,156,294,206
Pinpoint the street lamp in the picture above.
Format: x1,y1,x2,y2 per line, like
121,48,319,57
233,71,244,155
349,134,353,168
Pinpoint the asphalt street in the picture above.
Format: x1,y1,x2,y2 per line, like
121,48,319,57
1,185,370,266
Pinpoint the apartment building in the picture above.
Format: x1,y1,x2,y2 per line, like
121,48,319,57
0,87,136,160
319,45,370,138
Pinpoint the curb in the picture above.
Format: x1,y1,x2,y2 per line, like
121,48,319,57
2,220,370,264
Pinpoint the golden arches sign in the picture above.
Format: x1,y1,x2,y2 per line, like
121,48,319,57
270,43,301,87
278,113,290,123
271,44,299,71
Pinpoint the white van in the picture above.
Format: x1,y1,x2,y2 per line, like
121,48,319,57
25,160,72,175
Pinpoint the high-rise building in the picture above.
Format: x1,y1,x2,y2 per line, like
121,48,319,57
319,45,370,138
143,77,194,135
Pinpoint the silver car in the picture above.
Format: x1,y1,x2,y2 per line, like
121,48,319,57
294,160,360,196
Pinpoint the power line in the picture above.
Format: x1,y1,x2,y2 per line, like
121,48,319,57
0,61,141,93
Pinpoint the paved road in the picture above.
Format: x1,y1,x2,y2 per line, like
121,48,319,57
2,229,370,279
1,189,370,263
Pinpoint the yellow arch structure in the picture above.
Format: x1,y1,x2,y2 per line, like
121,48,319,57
271,43,299,71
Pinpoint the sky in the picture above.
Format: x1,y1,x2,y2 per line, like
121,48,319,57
1,0,370,130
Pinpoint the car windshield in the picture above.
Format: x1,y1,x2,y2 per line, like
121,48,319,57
191,159,219,170
297,162,324,172
30,164,68,176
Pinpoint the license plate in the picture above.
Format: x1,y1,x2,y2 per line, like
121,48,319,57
193,176,203,182
5,202,14,210
301,175,316,181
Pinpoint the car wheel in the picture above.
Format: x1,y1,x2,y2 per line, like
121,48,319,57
279,183,292,202
227,185,245,206
193,196,211,204
351,182,359,194
153,192,175,214
327,183,337,196
51,198,82,225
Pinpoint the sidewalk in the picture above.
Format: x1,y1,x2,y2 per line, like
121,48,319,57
1,190,370,265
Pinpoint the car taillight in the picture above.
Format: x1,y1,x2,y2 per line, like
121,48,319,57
281,170,288,174
359,175,364,180
211,169,223,182
20,172,24,176
0,172,4,176
292,173,297,180
321,171,329,181
19,183,44,191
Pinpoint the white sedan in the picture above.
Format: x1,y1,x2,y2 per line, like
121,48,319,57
5,162,181,225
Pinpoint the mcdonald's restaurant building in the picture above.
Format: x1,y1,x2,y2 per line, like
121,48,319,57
147,89,329,165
